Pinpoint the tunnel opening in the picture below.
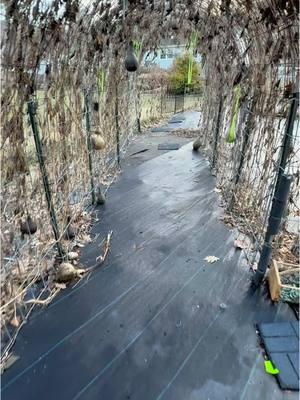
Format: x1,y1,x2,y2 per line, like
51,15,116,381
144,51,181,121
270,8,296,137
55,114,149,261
0,0,299,367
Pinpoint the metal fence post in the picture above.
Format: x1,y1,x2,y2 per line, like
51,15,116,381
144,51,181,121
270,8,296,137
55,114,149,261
211,94,223,170
274,91,299,196
136,90,141,133
160,80,163,116
115,85,121,165
233,97,257,187
84,91,96,204
28,100,64,259
252,91,298,287
252,174,292,286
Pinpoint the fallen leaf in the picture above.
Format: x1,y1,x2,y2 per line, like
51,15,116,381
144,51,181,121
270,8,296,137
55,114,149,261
234,240,248,250
204,255,220,263
81,234,92,243
54,282,67,290
133,243,144,252
96,231,112,262
67,251,79,260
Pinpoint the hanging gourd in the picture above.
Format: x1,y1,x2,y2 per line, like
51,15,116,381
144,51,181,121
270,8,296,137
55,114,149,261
124,41,139,72
226,85,241,143
187,54,193,86
91,133,105,150
171,18,179,30
20,215,37,238
64,216,77,240
96,185,106,205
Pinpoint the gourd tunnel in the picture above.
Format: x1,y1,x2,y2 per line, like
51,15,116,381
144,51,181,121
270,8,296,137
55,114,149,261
1,1,299,397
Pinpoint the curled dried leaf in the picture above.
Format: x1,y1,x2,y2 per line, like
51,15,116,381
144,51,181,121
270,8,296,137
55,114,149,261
203,255,220,263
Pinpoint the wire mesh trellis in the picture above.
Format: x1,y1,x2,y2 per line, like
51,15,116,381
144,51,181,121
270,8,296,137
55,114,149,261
196,60,299,269
0,70,202,363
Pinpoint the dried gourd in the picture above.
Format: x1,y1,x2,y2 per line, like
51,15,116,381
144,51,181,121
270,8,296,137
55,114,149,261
91,134,105,150
20,216,37,236
124,42,138,72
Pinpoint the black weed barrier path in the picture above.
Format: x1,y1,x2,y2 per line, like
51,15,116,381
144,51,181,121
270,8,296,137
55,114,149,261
2,118,297,400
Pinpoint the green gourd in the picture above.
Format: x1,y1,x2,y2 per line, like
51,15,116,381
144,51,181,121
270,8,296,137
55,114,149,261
226,85,241,143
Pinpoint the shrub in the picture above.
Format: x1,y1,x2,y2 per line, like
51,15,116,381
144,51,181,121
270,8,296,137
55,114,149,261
168,52,202,94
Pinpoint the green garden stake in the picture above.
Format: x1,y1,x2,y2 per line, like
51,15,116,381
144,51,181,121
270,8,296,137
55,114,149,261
226,85,241,143
115,85,120,165
28,100,64,260
187,33,198,86
264,360,279,375
84,92,96,204
133,40,142,60
97,69,105,99
187,53,193,86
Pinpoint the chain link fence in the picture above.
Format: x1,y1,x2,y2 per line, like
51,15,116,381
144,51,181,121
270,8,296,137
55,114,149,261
140,89,201,125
